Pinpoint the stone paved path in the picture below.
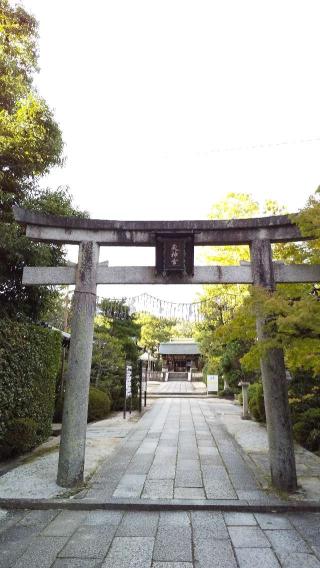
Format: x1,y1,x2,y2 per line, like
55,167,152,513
83,398,276,503
1,397,320,566
1,506,320,567
148,381,207,395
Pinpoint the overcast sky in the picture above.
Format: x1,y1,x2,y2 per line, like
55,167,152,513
21,0,320,302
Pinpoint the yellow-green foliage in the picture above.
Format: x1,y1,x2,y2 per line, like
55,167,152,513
216,286,320,376
293,187,320,260
0,319,61,457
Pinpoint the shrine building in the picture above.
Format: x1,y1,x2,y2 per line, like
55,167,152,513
159,338,202,379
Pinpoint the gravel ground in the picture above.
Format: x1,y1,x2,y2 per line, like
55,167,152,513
0,411,142,500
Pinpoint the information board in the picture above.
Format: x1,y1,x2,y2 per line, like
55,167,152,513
126,364,132,397
141,365,147,393
207,374,219,393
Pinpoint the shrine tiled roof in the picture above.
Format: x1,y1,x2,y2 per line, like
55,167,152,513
159,340,201,355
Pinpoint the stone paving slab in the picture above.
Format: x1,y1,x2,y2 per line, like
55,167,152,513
116,511,159,537
191,510,229,540
224,512,257,526
152,564,193,568
0,507,320,566
142,480,174,500
174,488,206,499
228,525,272,548
53,560,101,568
153,527,192,563
12,535,68,568
113,474,146,498
265,529,313,560
41,510,88,536
0,523,41,568
194,538,238,567
58,524,118,559
235,548,281,568
101,536,154,568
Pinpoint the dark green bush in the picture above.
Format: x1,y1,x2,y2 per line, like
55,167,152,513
2,418,38,455
0,319,61,457
218,387,236,399
289,388,320,422
248,382,266,422
87,387,111,422
293,408,320,452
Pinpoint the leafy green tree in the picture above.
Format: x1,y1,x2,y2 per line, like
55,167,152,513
170,320,195,338
91,328,126,410
99,298,141,364
0,0,63,203
136,313,176,353
91,299,142,409
219,339,257,389
293,186,320,263
196,192,307,388
0,186,85,319
0,1,85,319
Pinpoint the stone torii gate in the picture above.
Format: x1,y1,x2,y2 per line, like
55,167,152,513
13,206,320,492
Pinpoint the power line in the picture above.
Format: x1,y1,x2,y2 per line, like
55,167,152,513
2,136,320,172
203,136,320,155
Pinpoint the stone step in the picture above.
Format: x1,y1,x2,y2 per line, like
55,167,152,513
168,372,188,381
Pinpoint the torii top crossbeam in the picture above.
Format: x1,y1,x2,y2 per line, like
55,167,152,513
13,206,320,286
13,206,302,246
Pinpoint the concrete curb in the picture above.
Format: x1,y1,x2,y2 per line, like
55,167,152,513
1,497,320,513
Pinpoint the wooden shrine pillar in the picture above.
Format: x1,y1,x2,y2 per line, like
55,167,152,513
57,241,99,487
250,239,297,492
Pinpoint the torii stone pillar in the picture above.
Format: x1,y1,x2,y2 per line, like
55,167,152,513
250,239,297,492
57,241,99,487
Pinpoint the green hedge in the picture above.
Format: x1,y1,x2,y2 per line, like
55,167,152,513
218,387,237,399
293,408,320,452
0,319,61,457
88,387,112,421
54,386,112,423
248,379,320,454
248,382,266,422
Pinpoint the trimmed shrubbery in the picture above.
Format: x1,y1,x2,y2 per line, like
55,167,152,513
218,388,236,399
293,408,320,452
54,386,112,424
3,418,38,454
247,376,320,454
248,382,266,422
88,387,112,422
0,319,61,457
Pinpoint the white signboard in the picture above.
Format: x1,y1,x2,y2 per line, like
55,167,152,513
126,365,132,397
207,374,219,393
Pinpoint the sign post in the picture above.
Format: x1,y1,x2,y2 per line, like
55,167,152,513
124,362,132,419
207,374,219,395
141,362,147,407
